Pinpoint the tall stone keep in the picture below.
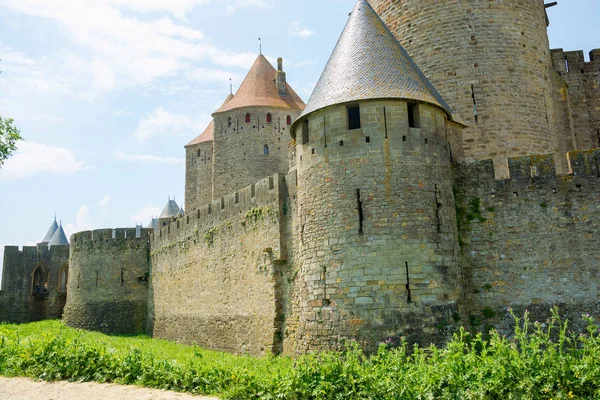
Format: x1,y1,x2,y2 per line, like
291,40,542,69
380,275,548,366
369,0,560,176
289,0,464,353
211,55,305,199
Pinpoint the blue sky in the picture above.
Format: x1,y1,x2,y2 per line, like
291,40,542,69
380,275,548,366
0,0,598,282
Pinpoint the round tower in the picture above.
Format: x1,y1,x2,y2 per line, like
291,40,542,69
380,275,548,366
290,0,463,353
211,55,305,199
369,0,559,177
63,228,152,334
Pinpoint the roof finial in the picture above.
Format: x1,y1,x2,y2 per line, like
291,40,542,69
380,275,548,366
229,78,233,94
259,37,262,55
54,213,56,221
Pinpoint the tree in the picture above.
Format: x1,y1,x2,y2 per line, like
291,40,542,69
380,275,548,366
0,116,23,167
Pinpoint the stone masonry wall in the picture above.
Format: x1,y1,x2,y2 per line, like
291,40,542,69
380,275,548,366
454,150,600,334
551,49,600,151
62,228,151,335
288,100,463,354
185,141,214,213
0,245,69,323
149,173,290,356
212,107,300,199
370,0,559,177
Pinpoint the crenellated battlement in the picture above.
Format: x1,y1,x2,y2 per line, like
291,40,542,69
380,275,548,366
153,173,285,249
70,228,152,252
551,48,600,74
454,149,600,196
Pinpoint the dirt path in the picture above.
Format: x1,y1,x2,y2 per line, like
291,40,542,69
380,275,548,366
0,377,219,400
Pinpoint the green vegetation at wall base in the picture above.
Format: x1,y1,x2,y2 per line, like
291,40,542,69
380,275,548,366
2,308,600,399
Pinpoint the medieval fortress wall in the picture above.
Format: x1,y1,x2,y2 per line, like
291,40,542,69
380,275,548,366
2,0,600,357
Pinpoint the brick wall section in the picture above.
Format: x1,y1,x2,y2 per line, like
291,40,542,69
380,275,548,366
149,173,290,356
62,228,151,334
369,0,559,178
212,107,300,199
0,245,69,323
289,100,464,353
185,141,214,213
454,150,600,334
551,49,600,151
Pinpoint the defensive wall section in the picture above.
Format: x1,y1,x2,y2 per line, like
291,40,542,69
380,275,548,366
454,149,600,334
149,173,291,356
62,228,152,334
551,49,600,151
0,245,69,323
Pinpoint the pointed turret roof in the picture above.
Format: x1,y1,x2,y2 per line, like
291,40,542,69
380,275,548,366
213,55,305,114
48,222,69,247
148,218,159,230
40,216,58,245
186,94,235,147
159,199,180,220
296,0,453,121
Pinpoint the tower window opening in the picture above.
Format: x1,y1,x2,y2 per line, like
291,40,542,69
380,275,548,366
264,145,269,155
267,113,272,123
347,104,361,130
245,113,251,123
356,189,364,236
402,135,407,142
286,115,292,125
471,85,478,123
302,119,310,144
339,140,344,147
227,117,232,127
121,269,124,285
565,56,570,72
197,149,201,157
408,102,420,128
366,136,371,143
405,262,412,303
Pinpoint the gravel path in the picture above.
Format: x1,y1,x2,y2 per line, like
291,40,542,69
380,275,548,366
0,377,219,400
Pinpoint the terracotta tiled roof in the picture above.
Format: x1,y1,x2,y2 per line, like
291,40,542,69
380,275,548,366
185,94,234,147
296,0,454,122
213,55,305,114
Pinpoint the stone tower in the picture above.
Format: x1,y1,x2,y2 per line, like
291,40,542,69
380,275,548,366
289,0,464,353
185,93,234,213
369,0,560,177
211,55,305,199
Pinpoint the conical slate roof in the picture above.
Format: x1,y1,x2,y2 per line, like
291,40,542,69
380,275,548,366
186,94,235,147
40,217,58,245
296,0,453,121
148,218,159,230
48,223,69,247
159,199,180,219
214,55,305,114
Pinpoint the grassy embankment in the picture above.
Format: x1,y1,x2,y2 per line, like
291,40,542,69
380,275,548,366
1,308,600,399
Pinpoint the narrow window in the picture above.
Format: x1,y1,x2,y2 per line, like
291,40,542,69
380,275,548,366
347,105,361,130
264,145,269,155
339,140,344,146
302,119,309,144
408,102,420,128
405,262,412,303
245,113,251,123
366,136,371,143
383,106,388,139
96,270,99,287
356,189,364,236
227,116,232,127
266,113,272,123
121,269,124,285
565,56,570,72
471,85,478,123
402,135,407,142
322,266,330,306
286,115,292,125
197,149,201,157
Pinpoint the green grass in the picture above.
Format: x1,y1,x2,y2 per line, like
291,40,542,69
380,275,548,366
2,308,600,399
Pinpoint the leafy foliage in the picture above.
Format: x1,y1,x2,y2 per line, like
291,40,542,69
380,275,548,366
0,117,23,166
1,308,600,399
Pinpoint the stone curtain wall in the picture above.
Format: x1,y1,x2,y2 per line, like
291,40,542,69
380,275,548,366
149,173,290,356
454,150,600,333
369,0,559,177
212,107,300,199
551,49,600,151
62,228,152,334
289,100,463,354
0,245,69,323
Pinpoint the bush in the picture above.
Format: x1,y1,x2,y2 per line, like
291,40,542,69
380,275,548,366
1,308,600,399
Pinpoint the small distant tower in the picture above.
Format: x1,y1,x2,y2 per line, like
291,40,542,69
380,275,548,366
48,221,69,248
290,0,464,353
211,54,305,199
38,216,58,246
158,198,180,228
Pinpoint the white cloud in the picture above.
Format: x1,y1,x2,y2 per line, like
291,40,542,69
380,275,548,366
132,107,210,143
130,206,162,226
116,151,184,164
0,141,84,182
64,205,93,238
289,22,315,38
98,196,110,208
